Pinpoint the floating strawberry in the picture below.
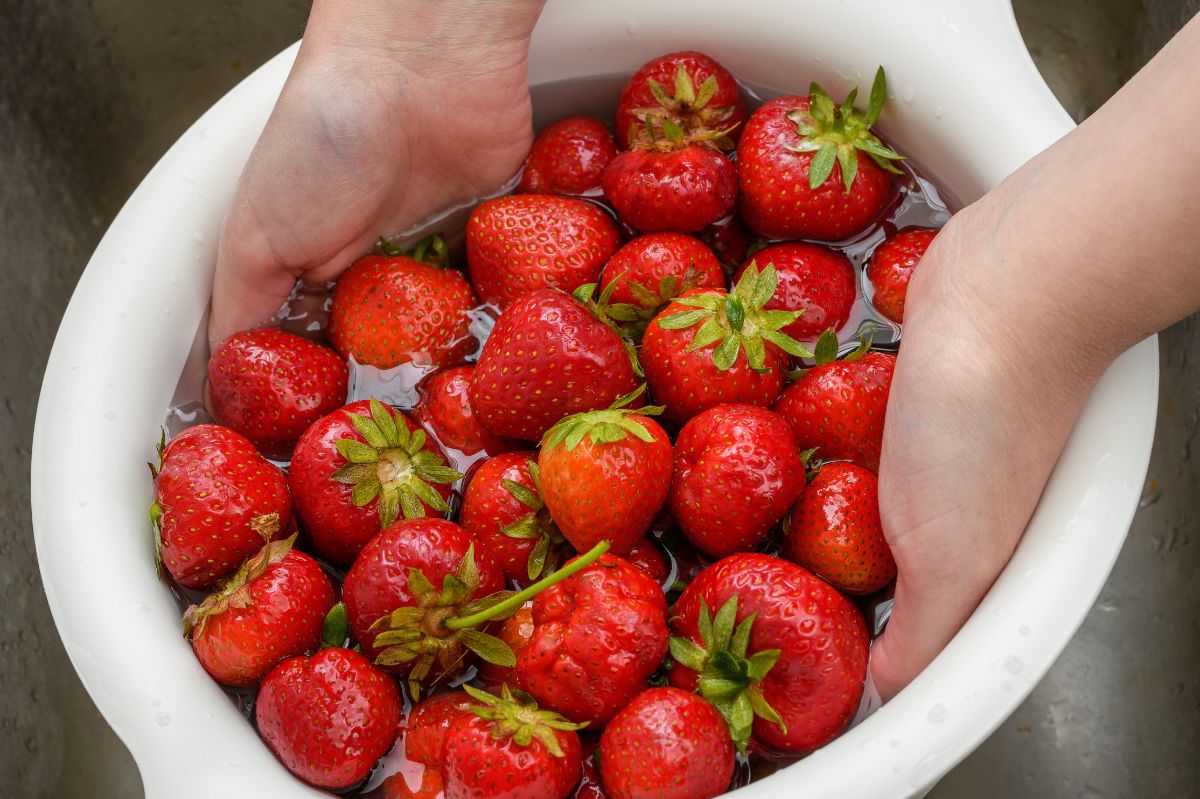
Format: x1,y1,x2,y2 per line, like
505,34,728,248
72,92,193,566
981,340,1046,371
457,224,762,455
538,387,672,556
867,226,938,323
255,645,403,790
469,289,640,441
734,243,856,341
289,399,461,566
614,51,746,150
518,553,668,726
185,535,334,687
641,263,810,425
738,67,903,241
772,332,894,471
602,143,737,233
466,195,620,309
206,327,348,460
476,602,535,690
518,115,617,196
598,233,725,335
784,461,896,594
150,424,291,590
413,366,518,459
328,235,478,369
405,690,475,767
442,685,585,799
669,554,868,753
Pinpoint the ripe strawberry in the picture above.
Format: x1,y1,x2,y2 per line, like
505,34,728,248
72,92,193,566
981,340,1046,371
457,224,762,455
413,366,518,459
466,195,620,309
537,389,673,556
738,68,903,241
383,770,445,799
602,144,737,233
518,553,668,726
185,535,334,687
669,404,805,557
641,263,810,425
598,232,725,335
734,243,856,342
784,461,896,594
150,424,291,590
255,646,403,790
476,602,535,690
469,289,640,441
625,537,668,586
405,690,474,767
574,749,610,799
289,399,461,566
518,115,617,196
614,51,746,150
866,226,938,323
442,685,584,799
772,332,895,471
668,553,868,753
599,687,734,799
206,327,348,459
328,235,478,369
697,215,752,274
459,452,565,583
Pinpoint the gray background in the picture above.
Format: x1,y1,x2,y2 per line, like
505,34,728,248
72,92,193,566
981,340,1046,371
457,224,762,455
1,1,1197,796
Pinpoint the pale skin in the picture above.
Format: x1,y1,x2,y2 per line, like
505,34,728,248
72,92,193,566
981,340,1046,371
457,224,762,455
211,2,1200,701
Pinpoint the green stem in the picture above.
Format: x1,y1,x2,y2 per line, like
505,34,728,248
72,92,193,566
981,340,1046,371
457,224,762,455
444,540,611,630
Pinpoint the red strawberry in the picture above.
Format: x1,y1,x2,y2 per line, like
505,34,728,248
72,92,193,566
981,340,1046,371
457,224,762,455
734,243,856,342
404,690,474,767
413,366,518,459
866,226,938,323
697,215,752,273
625,537,668,586
784,461,896,594
289,399,462,566
466,195,620,309
442,685,584,799
574,749,610,799
602,144,737,233
459,452,565,583
669,404,805,557
641,264,810,425
469,289,640,441
206,328,348,460
772,333,895,471
518,115,617,196
598,232,725,334
185,536,334,687
537,389,673,556
328,235,478,369
150,424,291,590
668,553,868,753
383,770,445,799
614,51,746,150
738,68,903,241
518,553,668,726
599,686,734,799
477,602,535,690
255,646,403,790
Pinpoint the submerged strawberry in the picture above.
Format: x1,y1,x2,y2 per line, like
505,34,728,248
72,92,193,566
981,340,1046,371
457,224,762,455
602,143,737,233
413,366,518,459
404,690,475,767
518,115,617,196
866,226,938,323
614,51,746,150
734,243,856,342
598,232,725,336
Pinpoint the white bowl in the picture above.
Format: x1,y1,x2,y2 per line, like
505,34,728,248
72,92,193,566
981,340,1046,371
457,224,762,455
32,0,1157,797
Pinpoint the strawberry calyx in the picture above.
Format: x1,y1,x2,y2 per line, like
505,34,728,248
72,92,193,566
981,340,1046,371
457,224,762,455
787,328,873,380
378,233,450,268
668,596,785,753
602,266,710,339
783,66,905,192
321,602,350,649
628,66,740,152
541,384,664,451
182,533,297,639
331,398,463,529
572,283,645,377
656,262,814,372
147,427,168,574
462,683,586,757
500,460,565,582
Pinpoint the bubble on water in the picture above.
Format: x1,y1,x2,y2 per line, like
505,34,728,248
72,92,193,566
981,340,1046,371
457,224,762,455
1004,656,1024,675
926,703,949,724
155,712,172,727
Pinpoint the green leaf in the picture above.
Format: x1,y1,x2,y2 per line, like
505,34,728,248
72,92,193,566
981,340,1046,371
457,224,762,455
694,74,718,109
711,597,739,649
460,629,516,667
674,65,696,104
839,86,859,118
808,142,838,189
351,479,381,507
689,318,726,351
370,400,399,445
409,479,450,513
762,330,814,359
724,296,745,332
406,567,436,599
397,489,422,521
662,118,685,143
657,309,708,330
836,145,859,193
412,458,463,485
743,336,766,372
372,629,422,647
379,489,401,527
647,77,673,109
321,603,349,649
527,535,550,581
866,66,888,125
378,235,403,257
711,335,740,371
457,545,480,592
408,427,428,455
747,684,786,729
503,478,542,511
351,407,388,448
751,263,778,309
730,613,754,658
669,637,709,671
729,692,755,733
697,601,715,646
336,439,380,464
814,329,840,364
746,649,781,681
808,82,836,125
330,463,373,485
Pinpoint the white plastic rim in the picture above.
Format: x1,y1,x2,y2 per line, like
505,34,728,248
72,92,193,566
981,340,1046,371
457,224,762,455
31,1,1157,798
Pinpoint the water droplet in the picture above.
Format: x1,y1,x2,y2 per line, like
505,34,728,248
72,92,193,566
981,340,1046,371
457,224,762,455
155,712,172,726
1004,655,1024,675
104,410,117,421
1018,625,1031,636
889,739,901,749
152,698,162,707
77,500,87,508
926,703,949,724
902,84,917,103
134,602,150,614
624,19,639,35
934,105,944,119
192,232,205,244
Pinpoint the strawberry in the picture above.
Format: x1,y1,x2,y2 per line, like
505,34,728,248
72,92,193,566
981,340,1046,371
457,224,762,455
288,399,462,566
149,424,291,590
669,404,805,557
383,770,445,799
772,332,895,471
625,536,668,586
738,68,903,241
255,646,403,790
477,602,535,690
668,553,868,753
697,215,752,274
404,690,475,767
442,685,585,799
459,451,565,583
614,51,746,150
866,226,938,323
734,243,856,342
328,235,478,369
206,327,348,460
641,263,810,425
518,115,617,196
185,535,334,687
518,553,668,726
469,289,640,441
574,750,610,799
599,687,734,799
413,365,518,459
598,232,725,335
602,144,737,233
466,195,621,309
784,461,896,594
537,388,673,556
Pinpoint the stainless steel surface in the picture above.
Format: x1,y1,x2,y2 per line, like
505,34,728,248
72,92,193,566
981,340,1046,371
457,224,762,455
2,1,1196,797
